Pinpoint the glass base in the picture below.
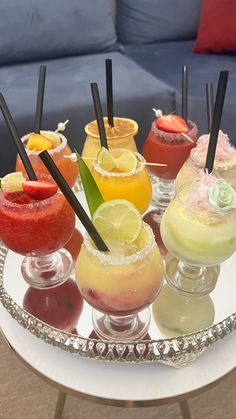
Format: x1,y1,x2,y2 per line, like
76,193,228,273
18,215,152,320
21,248,73,289
152,178,176,212
165,254,220,296
92,308,151,341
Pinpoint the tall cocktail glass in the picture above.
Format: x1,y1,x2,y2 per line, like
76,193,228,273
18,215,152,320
75,223,164,341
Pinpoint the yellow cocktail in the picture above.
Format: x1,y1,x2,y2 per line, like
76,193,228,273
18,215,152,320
75,218,163,340
91,149,152,214
82,117,138,170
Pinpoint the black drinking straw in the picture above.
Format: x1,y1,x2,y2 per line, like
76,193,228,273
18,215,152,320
206,82,214,133
39,150,109,252
181,65,188,123
0,93,37,181
91,82,109,149
35,65,46,133
106,59,114,127
205,71,229,173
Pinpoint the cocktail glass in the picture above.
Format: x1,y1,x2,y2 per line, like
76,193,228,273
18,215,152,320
75,223,164,341
91,150,152,214
82,117,138,170
160,180,236,295
142,120,198,212
16,133,78,187
176,131,236,191
0,178,75,288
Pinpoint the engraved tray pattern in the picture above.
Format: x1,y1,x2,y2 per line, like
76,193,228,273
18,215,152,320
1,242,236,367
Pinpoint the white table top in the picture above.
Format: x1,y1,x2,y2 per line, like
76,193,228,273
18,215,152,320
1,302,236,405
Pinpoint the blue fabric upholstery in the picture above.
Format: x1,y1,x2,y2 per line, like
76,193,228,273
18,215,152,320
0,0,117,65
0,52,175,176
116,0,202,43
125,41,236,143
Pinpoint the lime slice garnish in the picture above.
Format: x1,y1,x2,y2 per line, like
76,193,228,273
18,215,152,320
115,150,138,172
97,147,117,171
40,130,61,147
92,199,142,243
1,172,25,193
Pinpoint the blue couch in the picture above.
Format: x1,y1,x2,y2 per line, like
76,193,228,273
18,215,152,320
0,0,235,176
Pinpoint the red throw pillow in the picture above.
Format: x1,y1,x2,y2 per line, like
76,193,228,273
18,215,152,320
193,0,236,53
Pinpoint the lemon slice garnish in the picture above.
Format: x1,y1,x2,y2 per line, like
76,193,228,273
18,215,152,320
92,199,142,243
115,150,137,172
97,147,117,171
1,172,25,193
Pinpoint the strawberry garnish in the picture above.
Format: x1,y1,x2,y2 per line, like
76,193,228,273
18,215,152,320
22,181,58,200
156,115,189,133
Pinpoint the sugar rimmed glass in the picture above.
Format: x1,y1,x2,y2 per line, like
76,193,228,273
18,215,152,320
143,121,198,212
16,133,78,187
91,151,152,214
160,182,236,295
75,223,164,341
0,178,75,288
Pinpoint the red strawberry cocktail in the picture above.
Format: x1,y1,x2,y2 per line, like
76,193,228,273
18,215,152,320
0,173,75,288
142,110,198,211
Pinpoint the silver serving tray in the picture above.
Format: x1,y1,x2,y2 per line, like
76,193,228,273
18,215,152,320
1,239,236,367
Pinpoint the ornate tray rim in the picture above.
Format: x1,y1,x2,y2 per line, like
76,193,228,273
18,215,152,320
1,242,236,367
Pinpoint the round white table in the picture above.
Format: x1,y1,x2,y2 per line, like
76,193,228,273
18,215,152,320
0,302,236,419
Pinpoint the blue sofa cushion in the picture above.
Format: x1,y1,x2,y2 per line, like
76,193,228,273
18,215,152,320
116,0,202,44
125,40,236,142
0,0,117,65
0,52,175,176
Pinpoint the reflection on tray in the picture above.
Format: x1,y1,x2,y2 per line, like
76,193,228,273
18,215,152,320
152,283,215,338
23,278,84,333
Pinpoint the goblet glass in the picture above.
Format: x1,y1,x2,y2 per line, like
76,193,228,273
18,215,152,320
176,131,236,192
143,120,198,213
16,132,78,187
75,224,164,341
0,178,75,288
160,181,236,295
91,150,152,214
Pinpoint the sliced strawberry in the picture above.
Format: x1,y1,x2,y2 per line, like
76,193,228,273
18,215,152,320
22,181,58,200
156,114,189,133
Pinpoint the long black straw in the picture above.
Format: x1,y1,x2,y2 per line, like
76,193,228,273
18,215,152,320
106,59,114,127
91,82,109,149
206,82,214,133
35,65,46,133
205,71,229,173
39,150,109,252
0,93,37,180
181,65,188,123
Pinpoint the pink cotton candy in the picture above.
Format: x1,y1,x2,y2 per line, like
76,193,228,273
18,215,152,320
185,172,218,213
191,131,236,167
